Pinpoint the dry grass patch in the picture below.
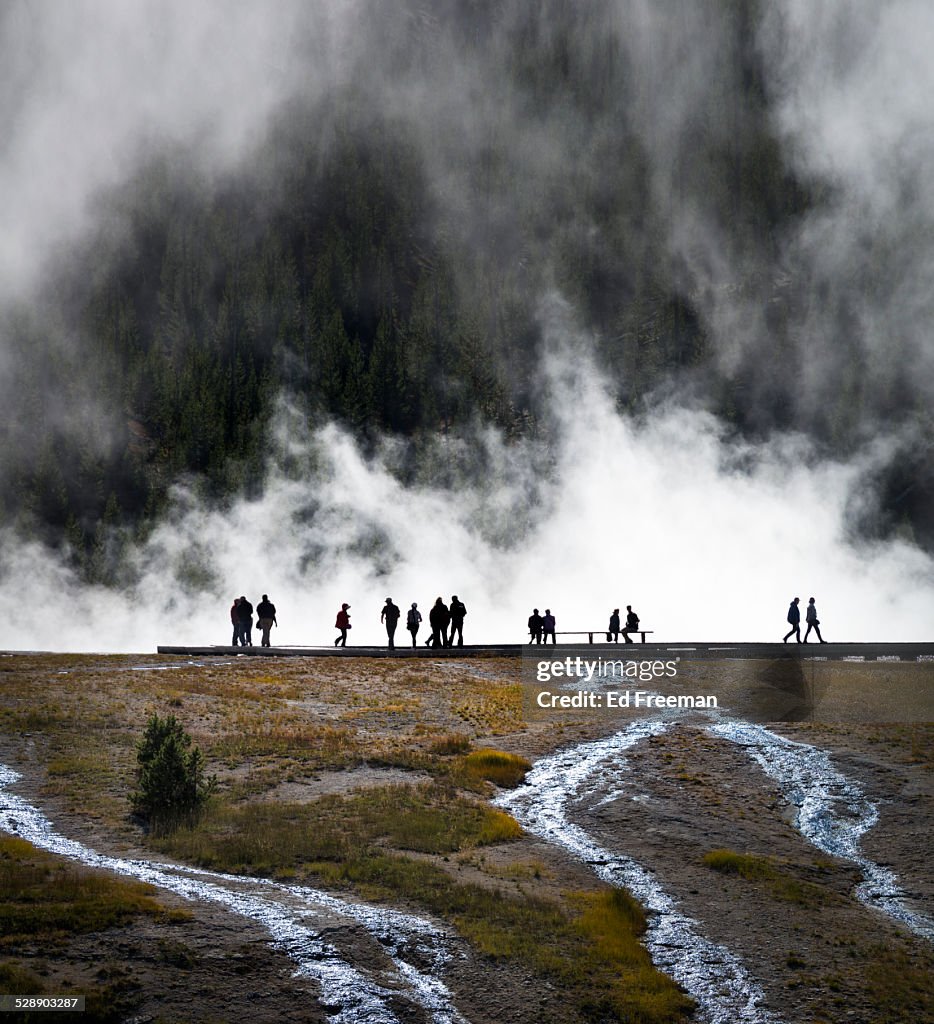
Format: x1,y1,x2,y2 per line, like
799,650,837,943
389,670,435,688
154,782,521,874
427,732,472,756
0,702,114,733
208,720,358,763
486,858,549,881
702,849,833,906
453,680,525,734
860,946,934,1022
462,748,531,787
41,744,133,824
703,849,776,880
0,836,190,1021
0,837,176,947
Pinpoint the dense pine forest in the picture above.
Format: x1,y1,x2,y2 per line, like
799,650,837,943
2,0,932,584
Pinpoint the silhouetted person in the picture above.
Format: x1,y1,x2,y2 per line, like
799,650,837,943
257,594,277,647
803,597,825,644
237,595,254,646
427,597,450,648
407,603,422,648
230,597,241,646
528,608,543,644
607,608,620,643
449,595,467,647
335,603,351,647
542,609,556,644
783,597,801,644
381,598,401,649
623,605,639,643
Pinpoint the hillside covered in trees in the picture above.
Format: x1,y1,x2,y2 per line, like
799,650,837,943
2,0,932,584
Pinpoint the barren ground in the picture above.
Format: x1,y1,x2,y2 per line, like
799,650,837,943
0,652,931,1024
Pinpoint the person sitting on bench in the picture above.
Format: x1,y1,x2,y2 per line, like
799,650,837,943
623,605,640,644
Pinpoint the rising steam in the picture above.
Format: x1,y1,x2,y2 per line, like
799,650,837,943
1,0,932,650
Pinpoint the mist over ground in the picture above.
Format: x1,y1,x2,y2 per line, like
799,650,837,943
1,0,932,650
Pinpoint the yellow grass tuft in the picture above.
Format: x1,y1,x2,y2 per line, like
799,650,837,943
462,748,531,788
427,733,472,756
702,848,831,906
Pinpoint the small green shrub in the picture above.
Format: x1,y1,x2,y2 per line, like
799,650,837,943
131,714,215,832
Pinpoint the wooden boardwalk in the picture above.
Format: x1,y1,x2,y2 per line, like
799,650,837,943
156,642,934,661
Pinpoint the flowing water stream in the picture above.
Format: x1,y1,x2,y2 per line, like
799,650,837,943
496,710,932,1023
2,707,929,1023
0,764,466,1024
708,719,934,941
495,719,783,1024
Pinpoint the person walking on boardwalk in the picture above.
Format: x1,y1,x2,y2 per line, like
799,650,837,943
406,603,422,648
542,608,556,644
237,595,254,647
230,597,242,646
803,597,825,644
449,595,467,647
381,598,401,649
623,605,640,643
528,608,543,644
256,594,277,647
607,608,621,643
335,603,351,647
783,597,801,644
427,597,450,648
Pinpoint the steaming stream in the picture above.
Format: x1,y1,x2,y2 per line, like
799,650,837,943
708,720,934,941
497,711,932,1023
495,719,783,1024
2,706,929,1024
0,765,466,1024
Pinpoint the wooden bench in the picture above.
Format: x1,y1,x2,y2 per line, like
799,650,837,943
530,630,655,644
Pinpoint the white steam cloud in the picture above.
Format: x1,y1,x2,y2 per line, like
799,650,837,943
2,310,932,652
757,2,934,411
1,1,932,651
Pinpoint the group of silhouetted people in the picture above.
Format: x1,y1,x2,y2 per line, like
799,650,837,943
783,596,826,644
379,596,466,649
331,595,468,649
223,592,830,648
606,605,641,643
230,594,278,647
527,608,557,644
424,596,467,648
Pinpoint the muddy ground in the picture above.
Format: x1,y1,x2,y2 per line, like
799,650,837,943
0,652,931,1024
